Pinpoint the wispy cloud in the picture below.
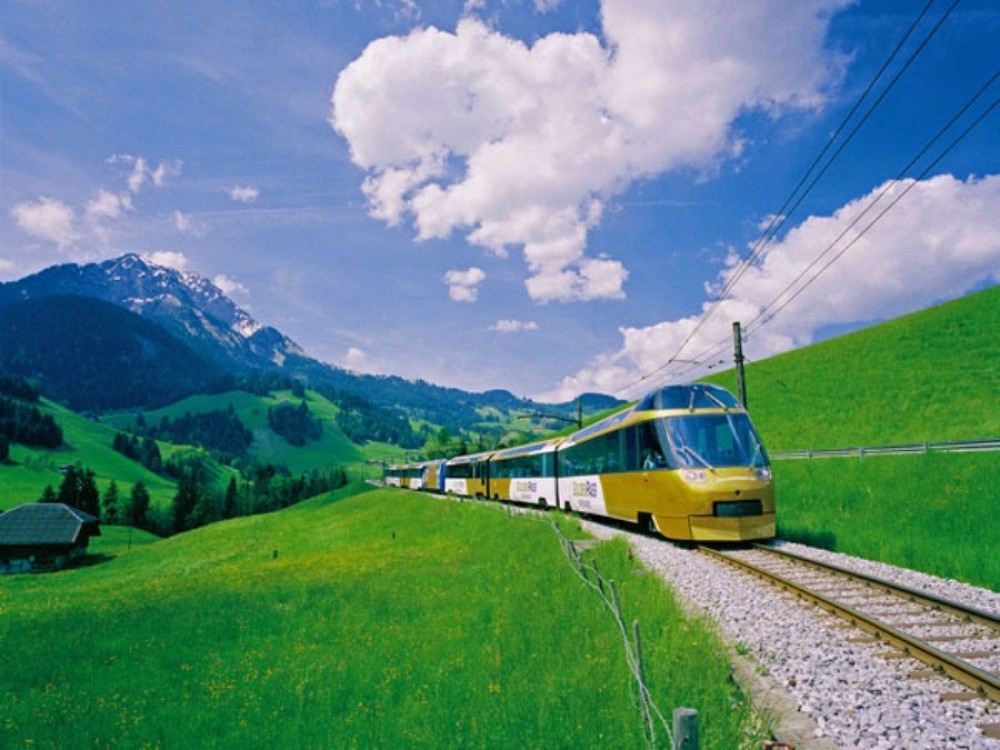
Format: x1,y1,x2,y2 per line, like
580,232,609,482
145,250,189,270
85,189,133,221
228,185,260,203
10,197,77,248
107,154,183,193
490,319,539,333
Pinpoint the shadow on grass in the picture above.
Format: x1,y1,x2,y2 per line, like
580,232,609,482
778,525,838,551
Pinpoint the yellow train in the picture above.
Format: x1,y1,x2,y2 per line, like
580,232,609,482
385,384,775,542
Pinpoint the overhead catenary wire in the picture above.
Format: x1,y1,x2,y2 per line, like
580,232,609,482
744,84,999,335
664,68,999,388
615,0,961,399
716,0,946,304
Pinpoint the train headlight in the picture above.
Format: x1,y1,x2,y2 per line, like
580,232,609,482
682,469,708,483
756,467,772,481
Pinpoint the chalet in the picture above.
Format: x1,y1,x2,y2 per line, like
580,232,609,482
0,503,101,574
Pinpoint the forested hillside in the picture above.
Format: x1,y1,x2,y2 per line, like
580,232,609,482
0,295,223,410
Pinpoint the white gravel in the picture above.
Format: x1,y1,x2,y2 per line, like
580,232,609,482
580,522,1000,749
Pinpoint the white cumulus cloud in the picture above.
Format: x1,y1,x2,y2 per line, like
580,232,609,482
85,189,133,221
145,251,189,270
544,173,1000,400
10,197,77,247
444,266,486,302
331,0,849,302
345,346,369,370
229,185,260,203
213,274,249,297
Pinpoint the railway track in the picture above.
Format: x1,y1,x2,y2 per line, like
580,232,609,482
701,544,1000,714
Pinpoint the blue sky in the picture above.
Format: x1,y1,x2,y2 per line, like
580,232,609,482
2,0,998,402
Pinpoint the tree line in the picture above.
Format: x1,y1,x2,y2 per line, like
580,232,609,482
0,372,62,459
39,461,349,536
267,401,323,446
131,405,253,462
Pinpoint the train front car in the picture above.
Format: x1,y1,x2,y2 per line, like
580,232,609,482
557,384,775,542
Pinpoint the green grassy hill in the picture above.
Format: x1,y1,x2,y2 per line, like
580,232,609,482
1,399,182,511
108,389,370,474
0,485,760,749
709,284,999,450
708,285,999,589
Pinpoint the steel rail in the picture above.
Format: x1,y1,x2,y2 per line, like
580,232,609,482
754,544,1000,632
700,546,1000,703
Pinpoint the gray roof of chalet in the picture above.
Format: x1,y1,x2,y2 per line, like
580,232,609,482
0,503,101,546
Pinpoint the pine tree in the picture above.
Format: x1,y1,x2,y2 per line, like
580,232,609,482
190,485,221,528
78,469,100,516
223,476,239,519
57,465,81,507
171,475,200,532
129,481,151,529
102,480,120,524
38,484,57,503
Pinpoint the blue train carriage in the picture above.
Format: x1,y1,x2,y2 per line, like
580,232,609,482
421,460,447,493
557,384,775,542
488,438,562,508
443,450,492,498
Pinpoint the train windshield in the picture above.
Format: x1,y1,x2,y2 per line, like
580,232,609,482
654,414,768,469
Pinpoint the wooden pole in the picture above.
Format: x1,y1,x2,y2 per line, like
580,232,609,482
672,707,699,750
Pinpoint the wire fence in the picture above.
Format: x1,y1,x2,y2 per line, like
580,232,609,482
550,519,681,749
771,437,1000,461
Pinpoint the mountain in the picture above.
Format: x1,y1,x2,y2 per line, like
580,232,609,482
0,254,304,372
0,254,623,424
0,295,224,410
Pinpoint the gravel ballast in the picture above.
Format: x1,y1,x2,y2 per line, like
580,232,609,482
581,522,1000,749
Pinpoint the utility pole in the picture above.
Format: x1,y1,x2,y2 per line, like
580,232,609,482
733,321,747,408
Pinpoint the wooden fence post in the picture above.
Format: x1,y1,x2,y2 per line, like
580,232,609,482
672,707,698,750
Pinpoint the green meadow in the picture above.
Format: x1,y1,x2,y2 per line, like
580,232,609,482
706,286,999,589
774,452,999,590
1,486,762,749
1,399,182,512
1,389,404,512
107,389,370,477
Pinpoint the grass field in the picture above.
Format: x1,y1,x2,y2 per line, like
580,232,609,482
0,485,762,749
774,451,999,590
704,286,999,589
709,284,999,451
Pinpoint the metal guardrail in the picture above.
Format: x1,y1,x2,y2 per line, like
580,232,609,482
771,438,1000,460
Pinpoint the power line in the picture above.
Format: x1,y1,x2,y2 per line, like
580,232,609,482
663,70,998,382
720,0,946,302
616,0,959,398
745,85,998,334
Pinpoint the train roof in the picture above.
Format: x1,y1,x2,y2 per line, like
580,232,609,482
444,450,493,466
490,437,563,461
563,383,744,446
634,383,741,411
